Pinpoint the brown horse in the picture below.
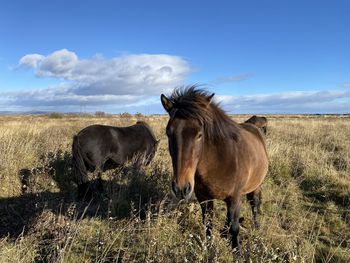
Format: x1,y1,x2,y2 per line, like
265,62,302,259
245,115,268,135
161,86,268,249
72,121,159,199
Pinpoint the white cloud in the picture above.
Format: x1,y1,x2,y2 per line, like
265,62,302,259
18,49,190,96
37,49,78,77
338,82,350,87
211,73,253,85
19,54,45,68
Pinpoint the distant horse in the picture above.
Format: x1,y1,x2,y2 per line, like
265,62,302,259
161,86,268,249
245,115,268,135
72,121,159,198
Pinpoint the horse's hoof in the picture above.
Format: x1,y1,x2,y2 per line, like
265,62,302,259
77,182,97,201
232,246,241,257
253,222,260,229
232,239,241,253
77,183,89,200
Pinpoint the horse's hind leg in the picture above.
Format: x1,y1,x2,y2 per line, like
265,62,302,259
247,186,262,228
79,166,104,200
93,166,104,193
77,168,91,200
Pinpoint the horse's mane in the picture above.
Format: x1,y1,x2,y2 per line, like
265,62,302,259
136,121,157,142
169,85,240,142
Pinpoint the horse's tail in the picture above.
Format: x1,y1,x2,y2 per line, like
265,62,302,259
71,135,88,185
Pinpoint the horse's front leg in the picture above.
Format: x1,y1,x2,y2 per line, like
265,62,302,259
199,199,214,239
225,196,242,250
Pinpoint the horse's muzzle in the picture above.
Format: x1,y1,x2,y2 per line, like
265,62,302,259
172,181,192,200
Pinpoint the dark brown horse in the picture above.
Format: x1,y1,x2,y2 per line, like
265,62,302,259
245,115,268,135
72,121,159,198
161,86,268,249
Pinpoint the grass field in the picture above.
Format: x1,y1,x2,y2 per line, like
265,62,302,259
0,114,349,262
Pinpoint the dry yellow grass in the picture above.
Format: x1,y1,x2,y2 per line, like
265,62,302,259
0,114,349,262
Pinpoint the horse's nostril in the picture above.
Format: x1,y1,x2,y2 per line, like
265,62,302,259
183,182,192,197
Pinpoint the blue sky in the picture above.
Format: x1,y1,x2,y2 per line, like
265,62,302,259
1,0,350,113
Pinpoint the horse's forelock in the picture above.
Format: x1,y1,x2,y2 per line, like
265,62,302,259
169,85,240,142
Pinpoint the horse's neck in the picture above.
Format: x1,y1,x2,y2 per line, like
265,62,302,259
197,139,236,175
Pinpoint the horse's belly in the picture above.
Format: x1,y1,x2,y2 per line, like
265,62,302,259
242,166,268,194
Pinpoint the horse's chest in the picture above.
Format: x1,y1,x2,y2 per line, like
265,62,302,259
195,174,232,200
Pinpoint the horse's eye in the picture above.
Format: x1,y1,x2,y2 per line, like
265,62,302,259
197,133,203,139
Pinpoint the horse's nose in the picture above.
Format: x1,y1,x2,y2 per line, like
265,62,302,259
172,181,192,200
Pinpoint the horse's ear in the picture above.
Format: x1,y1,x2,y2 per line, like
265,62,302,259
207,93,215,105
161,94,174,114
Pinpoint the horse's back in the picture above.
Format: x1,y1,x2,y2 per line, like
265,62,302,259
240,123,266,146
245,115,267,127
115,123,157,147
77,124,114,139
77,125,117,151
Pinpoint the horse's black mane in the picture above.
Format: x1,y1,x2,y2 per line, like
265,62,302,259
169,85,240,142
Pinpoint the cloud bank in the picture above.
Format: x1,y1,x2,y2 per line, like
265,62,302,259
1,49,350,113
338,82,350,88
216,90,350,113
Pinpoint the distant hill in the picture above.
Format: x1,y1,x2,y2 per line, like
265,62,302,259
0,110,50,115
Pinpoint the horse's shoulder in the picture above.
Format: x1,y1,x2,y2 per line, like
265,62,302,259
135,121,152,131
135,121,157,141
